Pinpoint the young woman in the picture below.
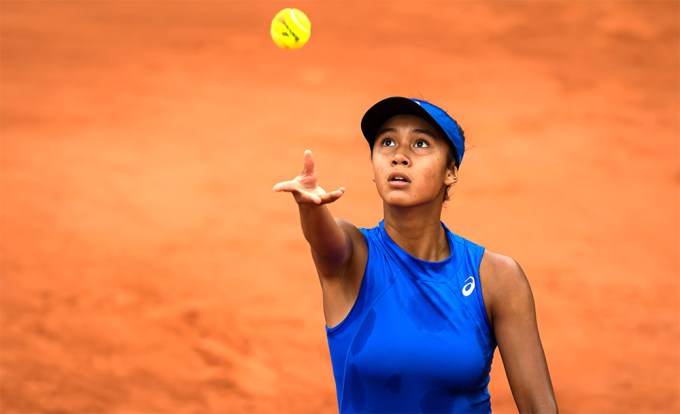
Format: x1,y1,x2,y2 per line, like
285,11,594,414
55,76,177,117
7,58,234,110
274,97,557,413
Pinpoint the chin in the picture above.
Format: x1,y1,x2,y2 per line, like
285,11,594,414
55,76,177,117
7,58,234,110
383,194,420,207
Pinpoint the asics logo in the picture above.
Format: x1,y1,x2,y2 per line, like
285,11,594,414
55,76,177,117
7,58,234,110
462,276,475,297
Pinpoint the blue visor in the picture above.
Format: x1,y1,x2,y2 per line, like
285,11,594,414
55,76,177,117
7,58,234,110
360,97,465,167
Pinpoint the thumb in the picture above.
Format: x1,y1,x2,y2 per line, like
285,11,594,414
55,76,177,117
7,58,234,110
301,149,315,176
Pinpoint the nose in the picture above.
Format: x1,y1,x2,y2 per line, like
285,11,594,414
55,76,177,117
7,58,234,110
391,152,410,166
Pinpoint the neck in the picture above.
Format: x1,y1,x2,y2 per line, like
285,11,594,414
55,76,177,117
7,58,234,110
382,203,449,262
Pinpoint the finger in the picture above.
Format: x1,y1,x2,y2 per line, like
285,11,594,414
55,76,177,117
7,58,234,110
318,187,345,204
302,149,315,176
273,180,297,192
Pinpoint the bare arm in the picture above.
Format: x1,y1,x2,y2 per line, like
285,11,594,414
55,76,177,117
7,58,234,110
273,150,351,278
481,252,558,413
274,150,367,326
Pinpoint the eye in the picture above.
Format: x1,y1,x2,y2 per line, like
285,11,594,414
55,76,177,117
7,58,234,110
414,139,429,148
380,137,396,147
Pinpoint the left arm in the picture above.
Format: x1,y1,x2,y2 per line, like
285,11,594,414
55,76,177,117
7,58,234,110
480,251,558,413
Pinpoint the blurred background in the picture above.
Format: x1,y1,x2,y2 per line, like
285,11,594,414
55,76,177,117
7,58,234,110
1,1,678,412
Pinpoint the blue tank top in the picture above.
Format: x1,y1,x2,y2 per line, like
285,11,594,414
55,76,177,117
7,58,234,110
326,220,497,413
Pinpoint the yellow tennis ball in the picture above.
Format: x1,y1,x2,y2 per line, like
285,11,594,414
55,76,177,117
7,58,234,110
270,8,311,50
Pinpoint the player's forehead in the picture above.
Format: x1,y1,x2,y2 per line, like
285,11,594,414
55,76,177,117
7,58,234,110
377,114,442,139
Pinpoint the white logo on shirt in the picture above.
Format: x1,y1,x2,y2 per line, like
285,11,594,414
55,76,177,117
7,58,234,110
462,276,475,297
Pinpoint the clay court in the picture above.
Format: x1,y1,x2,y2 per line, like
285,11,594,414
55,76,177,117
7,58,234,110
1,1,678,413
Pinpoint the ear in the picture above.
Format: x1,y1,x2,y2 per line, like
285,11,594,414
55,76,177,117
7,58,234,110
444,165,458,185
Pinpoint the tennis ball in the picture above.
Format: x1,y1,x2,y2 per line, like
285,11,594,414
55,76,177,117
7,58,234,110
270,8,311,50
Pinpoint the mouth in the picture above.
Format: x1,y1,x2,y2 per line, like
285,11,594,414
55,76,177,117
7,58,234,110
387,171,411,186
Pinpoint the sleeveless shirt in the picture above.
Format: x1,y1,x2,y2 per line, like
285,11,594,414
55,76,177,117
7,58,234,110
326,220,497,413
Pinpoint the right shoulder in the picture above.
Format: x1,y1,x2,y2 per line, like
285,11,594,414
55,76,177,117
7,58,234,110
320,218,369,327
335,218,367,244
333,218,369,274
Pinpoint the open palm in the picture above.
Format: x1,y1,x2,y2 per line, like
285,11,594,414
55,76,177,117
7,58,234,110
273,150,345,205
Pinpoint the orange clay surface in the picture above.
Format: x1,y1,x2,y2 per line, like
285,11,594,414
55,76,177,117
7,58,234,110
1,1,678,413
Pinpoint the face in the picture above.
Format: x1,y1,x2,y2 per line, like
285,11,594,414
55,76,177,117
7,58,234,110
371,114,457,207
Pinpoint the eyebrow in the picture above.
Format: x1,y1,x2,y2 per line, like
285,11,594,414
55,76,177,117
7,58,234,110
376,127,438,139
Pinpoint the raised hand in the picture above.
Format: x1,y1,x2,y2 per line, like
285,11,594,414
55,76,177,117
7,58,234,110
273,150,345,205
